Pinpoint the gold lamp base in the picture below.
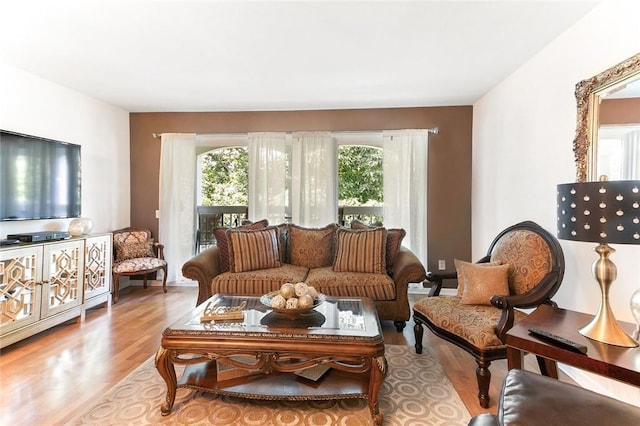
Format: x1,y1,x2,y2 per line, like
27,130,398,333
580,243,638,348
579,308,639,347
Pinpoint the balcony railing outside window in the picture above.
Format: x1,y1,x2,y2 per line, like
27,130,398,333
196,205,384,254
196,206,248,253
338,206,383,227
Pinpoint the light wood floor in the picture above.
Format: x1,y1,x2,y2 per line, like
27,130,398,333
0,286,571,424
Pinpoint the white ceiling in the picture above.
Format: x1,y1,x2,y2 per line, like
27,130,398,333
0,0,600,113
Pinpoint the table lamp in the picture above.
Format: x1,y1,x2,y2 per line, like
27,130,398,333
557,178,640,347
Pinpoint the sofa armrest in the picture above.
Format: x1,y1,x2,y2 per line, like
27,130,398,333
182,246,223,306
498,369,640,425
392,246,427,289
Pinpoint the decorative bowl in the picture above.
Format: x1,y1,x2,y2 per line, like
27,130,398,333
260,291,325,318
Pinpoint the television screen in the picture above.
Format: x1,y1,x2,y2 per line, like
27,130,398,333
0,130,81,221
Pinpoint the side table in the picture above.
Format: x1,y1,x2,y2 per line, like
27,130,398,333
506,304,640,387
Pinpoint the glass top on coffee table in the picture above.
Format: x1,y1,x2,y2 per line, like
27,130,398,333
166,293,382,341
157,293,387,425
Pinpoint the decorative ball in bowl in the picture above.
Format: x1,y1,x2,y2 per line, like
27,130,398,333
260,282,325,319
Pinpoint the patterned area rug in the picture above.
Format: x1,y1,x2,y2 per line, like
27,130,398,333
71,345,470,425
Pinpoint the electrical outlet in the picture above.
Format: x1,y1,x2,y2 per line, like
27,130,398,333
438,259,446,270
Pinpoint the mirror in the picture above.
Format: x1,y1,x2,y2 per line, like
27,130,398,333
573,52,640,182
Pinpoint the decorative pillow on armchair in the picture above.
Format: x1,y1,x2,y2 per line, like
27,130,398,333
333,228,387,274
288,223,338,269
114,240,155,262
227,226,281,273
454,258,502,298
459,262,510,305
213,219,268,272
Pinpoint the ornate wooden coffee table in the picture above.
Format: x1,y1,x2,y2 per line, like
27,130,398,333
155,293,387,425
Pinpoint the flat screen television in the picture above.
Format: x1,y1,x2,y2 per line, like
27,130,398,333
0,129,81,221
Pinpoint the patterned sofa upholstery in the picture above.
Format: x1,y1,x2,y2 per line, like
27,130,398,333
182,222,426,331
413,221,565,408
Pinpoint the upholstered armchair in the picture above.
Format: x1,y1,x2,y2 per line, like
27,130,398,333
413,221,565,408
112,227,167,304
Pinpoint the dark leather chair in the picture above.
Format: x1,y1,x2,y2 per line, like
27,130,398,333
469,369,640,426
112,227,167,303
413,221,565,407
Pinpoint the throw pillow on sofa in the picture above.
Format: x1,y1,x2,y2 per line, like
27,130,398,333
288,223,338,269
213,219,269,272
333,227,387,274
351,219,406,274
226,226,281,273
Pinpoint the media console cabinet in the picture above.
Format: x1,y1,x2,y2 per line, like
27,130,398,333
0,233,112,348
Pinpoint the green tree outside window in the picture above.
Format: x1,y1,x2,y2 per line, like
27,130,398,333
199,145,382,207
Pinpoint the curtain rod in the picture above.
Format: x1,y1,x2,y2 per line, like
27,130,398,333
153,127,439,139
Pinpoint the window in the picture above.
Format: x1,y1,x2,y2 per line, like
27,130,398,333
596,124,640,180
338,145,383,225
195,132,383,224
198,146,248,206
338,145,383,206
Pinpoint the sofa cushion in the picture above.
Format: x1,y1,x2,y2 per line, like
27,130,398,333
306,266,396,300
227,226,281,273
288,223,338,269
213,219,269,273
211,263,309,295
351,220,406,273
460,263,510,305
333,228,387,274
276,223,289,263
413,296,528,349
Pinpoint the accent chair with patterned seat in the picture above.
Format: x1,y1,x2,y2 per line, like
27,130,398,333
413,221,565,408
112,227,168,304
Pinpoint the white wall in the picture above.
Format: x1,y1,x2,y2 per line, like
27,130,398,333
0,63,130,238
473,0,640,404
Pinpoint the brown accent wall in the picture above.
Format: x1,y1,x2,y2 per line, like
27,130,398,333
129,106,472,273
600,98,640,125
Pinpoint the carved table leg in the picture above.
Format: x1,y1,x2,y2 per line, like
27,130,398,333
155,347,177,415
368,355,388,426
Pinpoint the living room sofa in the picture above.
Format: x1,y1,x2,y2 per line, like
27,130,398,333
468,369,640,426
182,221,426,331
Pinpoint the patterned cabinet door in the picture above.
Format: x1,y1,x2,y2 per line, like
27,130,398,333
84,234,112,300
0,246,43,335
41,240,85,319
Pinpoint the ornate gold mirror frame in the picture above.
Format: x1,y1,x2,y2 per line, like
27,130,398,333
573,53,640,182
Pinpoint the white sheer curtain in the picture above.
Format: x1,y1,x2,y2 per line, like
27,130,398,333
248,132,287,224
382,129,429,265
622,129,640,179
291,131,337,227
159,133,196,283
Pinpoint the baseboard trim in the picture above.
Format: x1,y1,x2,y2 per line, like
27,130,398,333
119,279,197,289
